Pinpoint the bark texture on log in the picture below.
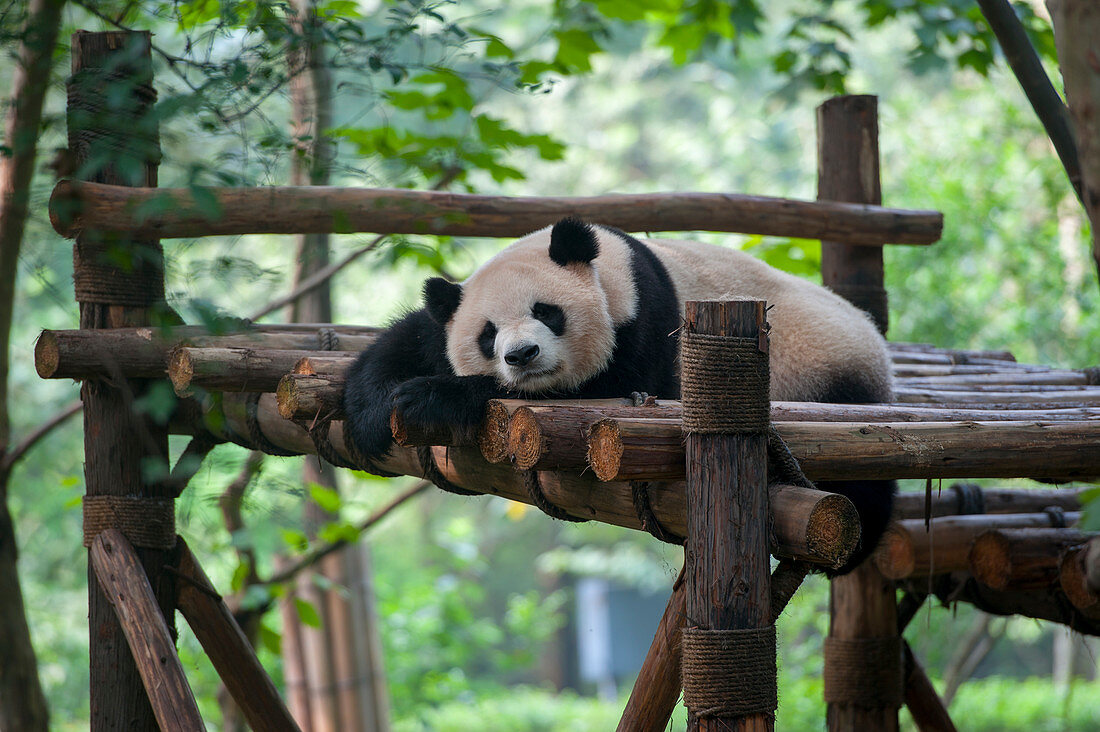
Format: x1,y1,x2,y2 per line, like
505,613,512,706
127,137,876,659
50,179,945,245
875,512,1081,580
1059,546,1100,619
89,531,203,731
969,528,1093,591
903,642,958,732
892,486,1084,519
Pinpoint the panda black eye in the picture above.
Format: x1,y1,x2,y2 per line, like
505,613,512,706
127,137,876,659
532,302,565,336
478,321,497,359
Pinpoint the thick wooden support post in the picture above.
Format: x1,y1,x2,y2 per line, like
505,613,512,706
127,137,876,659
682,299,774,731
89,531,203,731
174,540,301,732
70,31,175,732
826,563,901,731
818,94,887,334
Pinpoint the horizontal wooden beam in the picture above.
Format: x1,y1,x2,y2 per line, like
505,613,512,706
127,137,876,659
874,512,1081,580
969,527,1094,591
50,179,944,245
198,394,859,568
892,486,1084,519
585,417,1100,482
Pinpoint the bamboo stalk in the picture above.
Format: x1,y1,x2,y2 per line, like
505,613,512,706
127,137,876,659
969,528,1093,590
50,179,944,245
874,512,1081,580
585,418,1100,482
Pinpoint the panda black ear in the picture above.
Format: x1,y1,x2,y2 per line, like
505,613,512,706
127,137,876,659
423,277,462,324
549,217,599,267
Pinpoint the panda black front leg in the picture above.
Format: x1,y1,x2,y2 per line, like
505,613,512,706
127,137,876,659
391,373,507,445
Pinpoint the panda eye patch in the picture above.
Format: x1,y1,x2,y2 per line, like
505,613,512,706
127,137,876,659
478,321,497,359
532,302,565,336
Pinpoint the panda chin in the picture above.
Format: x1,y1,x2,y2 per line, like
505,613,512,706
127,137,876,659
504,365,564,395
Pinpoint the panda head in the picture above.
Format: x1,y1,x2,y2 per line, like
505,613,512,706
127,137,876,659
423,218,619,394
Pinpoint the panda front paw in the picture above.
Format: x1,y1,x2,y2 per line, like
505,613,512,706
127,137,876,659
392,375,494,444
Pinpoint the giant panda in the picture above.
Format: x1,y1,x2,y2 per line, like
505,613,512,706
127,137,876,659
344,217,896,573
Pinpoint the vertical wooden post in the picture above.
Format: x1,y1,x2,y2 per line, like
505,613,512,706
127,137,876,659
818,94,887,334
69,31,173,732
818,93,902,731
682,299,774,732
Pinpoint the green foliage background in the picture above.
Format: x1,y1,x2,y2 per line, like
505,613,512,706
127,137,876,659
2,0,1097,729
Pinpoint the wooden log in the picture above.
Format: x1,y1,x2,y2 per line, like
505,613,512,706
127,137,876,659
893,486,1084,519
897,370,1093,386
887,342,1017,362
1059,546,1100,619
584,418,1100,482
50,179,944,245
174,541,300,732
72,31,175,732
681,300,773,731
889,351,1027,367
908,573,1100,636
970,528,1093,591
293,354,355,377
277,373,344,421
616,573,686,732
1085,537,1100,595
892,363,1046,377
903,641,959,732
88,530,204,731
36,326,374,380
894,386,1100,404
169,347,354,396
874,512,1081,580
205,394,860,567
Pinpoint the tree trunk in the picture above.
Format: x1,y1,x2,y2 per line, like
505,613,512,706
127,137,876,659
0,1,64,726
1048,0,1100,285
278,4,389,730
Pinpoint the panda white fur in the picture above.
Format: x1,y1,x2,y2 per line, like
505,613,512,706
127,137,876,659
344,218,895,573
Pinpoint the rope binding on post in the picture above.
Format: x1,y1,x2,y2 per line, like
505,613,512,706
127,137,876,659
679,332,769,434
681,627,778,717
823,636,905,707
82,495,176,550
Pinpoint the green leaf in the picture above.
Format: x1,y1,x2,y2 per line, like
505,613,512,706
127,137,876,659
280,528,309,553
294,597,323,628
309,483,342,513
258,621,281,655
319,520,361,545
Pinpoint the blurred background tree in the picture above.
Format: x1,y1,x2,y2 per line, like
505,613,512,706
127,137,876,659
0,0,1097,729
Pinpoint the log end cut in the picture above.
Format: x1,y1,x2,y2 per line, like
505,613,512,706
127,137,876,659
806,492,862,570
478,400,510,463
34,331,60,379
873,524,916,580
1060,546,1100,614
507,407,544,469
167,347,195,396
587,419,624,482
968,530,1013,591
275,375,301,420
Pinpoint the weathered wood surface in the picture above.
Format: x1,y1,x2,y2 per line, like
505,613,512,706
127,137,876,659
89,531,204,732
50,179,944,245
874,512,1081,580
682,300,772,732
584,417,1100,482
1059,546,1100,619
893,486,1084,519
277,372,345,420
969,528,1093,591
169,346,354,395
36,326,375,379
203,394,859,566
898,370,1094,386
175,541,301,732
894,386,1100,404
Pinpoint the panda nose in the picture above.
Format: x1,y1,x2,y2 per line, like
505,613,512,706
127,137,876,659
504,344,540,367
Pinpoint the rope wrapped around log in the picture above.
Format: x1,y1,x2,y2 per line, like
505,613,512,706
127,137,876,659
679,333,769,434
680,627,778,717
82,495,175,549
823,636,905,707
952,482,986,515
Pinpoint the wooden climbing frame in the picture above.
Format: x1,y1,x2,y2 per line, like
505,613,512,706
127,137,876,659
45,28,1100,732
